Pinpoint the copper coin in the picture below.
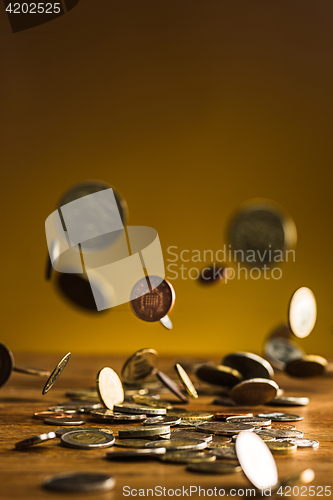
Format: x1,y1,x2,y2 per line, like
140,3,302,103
130,276,175,322
34,411,68,420
155,370,189,403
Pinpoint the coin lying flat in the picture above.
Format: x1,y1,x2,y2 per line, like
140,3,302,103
42,353,71,395
47,406,78,414
54,427,113,438
276,438,319,449
106,448,166,460
155,371,189,403
15,432,56,450
90,408,146,422
206,437,233,449
33,411,68,420
146,439,207,451
114,439,157,448
132,395,172,409
61,430,115,449
230,378,279,405
118,425,170,439
264,336,305,371
213,447,238,460
285,355,327,377
257,429,304,439
235,431,278,489
215,412,254,421
289,287,317,338
167,411,214,421
43,472,115,493
222,352,274,380
174,364,198,399
196,364,242,388
97,367,124,409
169,430,212,442
130,276,175,322
143,416,181,426
267,441,297,455
196,422,255,436
226,416,271,427
121,348,159,384
114,403,167,416
45,417,86,426
187,462,241,474
267,396,309,406
160,451,216,463
256,412,303,422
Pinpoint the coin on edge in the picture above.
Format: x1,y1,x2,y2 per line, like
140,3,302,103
285,355,327,378
121,348,159,385
230,378,279,405
43,472,115,493
222,352,274,380
42,353,71,395
97,367,124,409
175,364,198,399
15,432,56,450
156,370,189,403
288,287,317,338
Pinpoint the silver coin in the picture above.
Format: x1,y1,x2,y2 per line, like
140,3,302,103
212,447,238,460
45,417,86,426
264,336,305,371
15,432,56,450
159,451,216,464
275,438,319,449
114,403,167,416
48,406,78,414
257,429,304,439
160,315,173,330
143,416,181,426
226,416,271,427
222,352,274,380
61,430,115,449
186,461,242,474
256,412,303,422
289,287,317,339
146,439,207,451
114,439,158,448
43,472,115,493
54,426,113,438
90,408,146,422
42,353,71,395
267,396,309,406
196,422,255,436
167,430,212,442
118,425,170,439
106,448,166,459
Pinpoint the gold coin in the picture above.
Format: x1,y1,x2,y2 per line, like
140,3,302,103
159,451,216,464
230,378,279,405
42,353,71,395
285,355,327,377
167,411,214,420
174,364,198,399
267,441,297,455
121,348,159,384
132,395,173,409
97,367,124,409
187,461,242,474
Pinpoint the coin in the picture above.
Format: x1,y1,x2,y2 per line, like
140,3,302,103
155,371,189,403
226,416,271,427
174,364,198,399
143,416,181,426
267,396,309,406
160,451,216,463
206,437,233,449
90,409,146,422
264,336,305,371
235,431,278,489
289,287,317,338
45,417,86,426
222,352,274,380
160,315,173,330
15,431,56,450
187,461,241,474
256,412,303,422
175,357,210,372
215,412,254,421
42,353,71,395
276,438,319,449
114,439,157,448
118,425,170,439
230,378,279,405
267,441,297,455
97,367,124,409
121,348,159,384
43,472,115,493
256,434,276,443
54,426,113,438
146,439,207,451
130,276,175,322
34,411,68,420
106,448,166,459
196,364,242,387
47,406,78,414
114,403,167,416
170,430,213,442
257,429,304,439
132,395,173,409
270,424,296,430
196,422,255,436
167,411,214,421
285,355,327,377
61,430,115,449
212,447,238,460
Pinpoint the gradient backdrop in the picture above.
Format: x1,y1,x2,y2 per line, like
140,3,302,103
1,1,332,356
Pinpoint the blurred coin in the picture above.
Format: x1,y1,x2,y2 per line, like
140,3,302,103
235,431,278,489
255,435,276,443
230,378,279,405
267,441,297,455
264,336,304,371
43,472,115,493
90,409,146,422
270,424,296,430
289,287,317,338
196,364,242,388
33,411,68,420
276,469,315,489
156,370,189,403
42,353,71,395
130,276,175,322
175,357,210,372
119,426,170,439
167,411,214,421
196,422,254,436
268,324,292,340
106,448,166,460
124,388,148,397
285,355,327,377
115,439,157,448
206,437,233,449
143,416,181,426
0,343,49,388
222,352,274,380
47,406,78,414
160,451,216,463
198,265,232,284
215,412,253,421
160,315,173,330
97,367,124,409
121,348,159,384
275,438,319,449
226,416,271,427
256,412,303,422
170,430,212,442
132,395,172,409
45,417,86,426
212,447,238,460
15,431,56,450
257,429,303,439
187,461,241,474
55,426,113,438
146,439,207,451
267,396,309,406
174,364,198,399
114,403,167,416
61,430,115,449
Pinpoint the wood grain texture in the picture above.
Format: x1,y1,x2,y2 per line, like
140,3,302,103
0,353,332,500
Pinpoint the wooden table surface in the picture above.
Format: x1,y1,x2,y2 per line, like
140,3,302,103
0,352,332,500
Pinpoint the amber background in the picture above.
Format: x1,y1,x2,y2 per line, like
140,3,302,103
0,1,332,357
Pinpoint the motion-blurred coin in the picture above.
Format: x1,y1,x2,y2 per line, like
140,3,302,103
289,287,317,338
34,411,68,420
0,342,50,388
106,448,166,460
198,265,232,284
264,336,305,371
160,315,173,330
55,427,113,438
155,371,189,403
42,353,71,395
97,367,124,409
256,412,303,422
45,417,86,426
146,439,207,451
196,422,254,436
235,431,278,489
121,348,159,384
196,364,242,388
215,412,253,421
206,437,233,449
160,451,216,463
15,431,56,450
167,411,214,421
132,395,173,409
61,430,115,449
267,441,297,455
143,416,181,426
187,461,241,474
119,425,170,439
174,364,198,399
285,355,327,377
230,378,279,405
43,472,115,493
114,439,157,448
170,430,212,442
114,403,167,416
130,276,175,322
267,396,309,406
275,438,319,449
226,416,271,427
228,199,297,269
257,429,303,439
222,352,274,380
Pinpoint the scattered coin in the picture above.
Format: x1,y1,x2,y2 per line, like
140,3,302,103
169,430,213,442
167,411,214,421
285,355,327,377
121,348,159,384
160,451,216,463
61,430,115,449
226,416,271,427
174,364,198,399
175,358,210,372
114,403,167,416
196,422,255,436
89,408,146,422
256,412,303,422
270,424,296,430
264,336,305,371
132,395,173,409
267,396,309,406
206,437,233,449
288,287,317,338
118,425,170,439
54,427,113,438
187,461,241,474
130,276,175,322
143,416,181,426
230,378,279,405
33,411,68,420
222,352,274,380
160,315,173,330
215,412,254,421
255,435,276,443
276,438,319,449
42,353,71,395
106,448,166,460
45,417,86,426
155,371,189,403
267,441,297,455
43,472,115,493
114,439,158,448
257,429,304,439
97,367,124,409
47,406,78,414
146,439,207,451
196,364,242,388
15,431,56,450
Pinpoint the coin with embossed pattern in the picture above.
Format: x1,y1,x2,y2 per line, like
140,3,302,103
61,429,115,449
114,403,166,416
130,276,175,322
256,412,303,422
42,353,71,395
275,438,319,449
121,348,159,384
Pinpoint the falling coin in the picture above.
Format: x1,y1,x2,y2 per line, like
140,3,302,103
130,276,175,322
196,364,242,388
155,371,189,403
222,352,274,380
121,348,159,384
97,367,124,409
42,353,71,395
230,378,279,405
288,287,317,338
160,315,173,330
174,364,198,399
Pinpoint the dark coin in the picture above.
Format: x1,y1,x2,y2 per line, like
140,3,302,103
42,353,71,395
230,378,279,405
222,352,274,380
130,276,175,322
187,461,241,474
121,348,159,384
155,371,189,403
285,355,327,377
196,364,242,388
45,417,86,426
267,396,309,407
106,448,166,460
15,432,56,450
43,472,115,492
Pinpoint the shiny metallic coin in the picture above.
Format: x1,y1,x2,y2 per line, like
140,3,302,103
256,412,303,422
146,439,207,451
212,447,238,460
196,364,242,388
256,435,276,443
174,364,198,399
196,422,254,436
187,461,241,474
167,411,214,421
206,437,233,449
264,336,305,371
121,348,159,385
268,396,309,406
170,430,212,442
55,426,113,438
285,355,327,377
15,431,56,450
276,438,319,449
90,410,146,423
160,315,173,330
289,287,317,338
215,412,254,421
115,439,157,448
257,429,304,439
45,417,86,426
97,367,124,409
106,448,166,460
130,276,175,322
61,430,115,449
155,370,189,403
47,406,78,414
43,472,115,493
160,451,216,464
222,352,274,380
114,403,167,416
230,378,279,405
226,416,271,427
267,441,297,455
143,416,181,426
177,420,205,429
235,431,278,489
119,425,170,439
33,411,68,420
132,395,173,409
270,424,296,430
42,353,71,395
